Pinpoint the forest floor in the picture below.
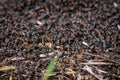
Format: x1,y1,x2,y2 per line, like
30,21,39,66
0,0,120,80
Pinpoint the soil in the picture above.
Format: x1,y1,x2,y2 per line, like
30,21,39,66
0,0,120,80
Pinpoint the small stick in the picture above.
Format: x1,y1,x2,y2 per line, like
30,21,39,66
82,52,120,65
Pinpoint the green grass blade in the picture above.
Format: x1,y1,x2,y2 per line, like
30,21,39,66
43,56,58,80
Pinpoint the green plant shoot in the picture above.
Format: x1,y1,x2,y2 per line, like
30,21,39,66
43,55,58,80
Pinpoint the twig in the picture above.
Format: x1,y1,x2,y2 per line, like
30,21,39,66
82,52,120,65
0,66,16,71
82,65,107,80
80,61,113,65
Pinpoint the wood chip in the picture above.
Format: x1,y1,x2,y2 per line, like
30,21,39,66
45,42,52,48
114,2,118,7
56,46,63,50
36,21,43,26
117,25,120,30
11,57,25,61
56,46,61,49
39,54,47,57
82,41,89,47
